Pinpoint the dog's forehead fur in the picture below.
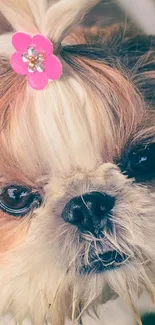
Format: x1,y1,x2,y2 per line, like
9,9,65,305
1,28,155,183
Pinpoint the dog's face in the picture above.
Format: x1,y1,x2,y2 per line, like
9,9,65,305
1,26,155,324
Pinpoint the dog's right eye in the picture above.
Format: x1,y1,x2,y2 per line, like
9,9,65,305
125,143,155,181
0,185,42,217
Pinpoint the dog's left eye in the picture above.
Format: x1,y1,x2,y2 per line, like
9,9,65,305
125,143,155,180
0,185,42,217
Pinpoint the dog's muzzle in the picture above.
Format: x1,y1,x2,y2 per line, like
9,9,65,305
61,191,128,274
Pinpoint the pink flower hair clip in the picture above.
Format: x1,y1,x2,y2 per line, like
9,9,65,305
11,32,62,90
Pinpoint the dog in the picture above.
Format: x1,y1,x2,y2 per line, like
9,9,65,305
1,0,155,324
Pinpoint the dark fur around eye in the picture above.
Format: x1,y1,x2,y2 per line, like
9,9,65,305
0,185,42,217
119,143,155,182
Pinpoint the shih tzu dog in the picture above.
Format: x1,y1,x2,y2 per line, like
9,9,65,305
0,0,155,324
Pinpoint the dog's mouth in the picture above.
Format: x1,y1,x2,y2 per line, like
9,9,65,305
79,250,128,274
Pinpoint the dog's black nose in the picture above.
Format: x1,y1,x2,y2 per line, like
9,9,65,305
61,191,115,235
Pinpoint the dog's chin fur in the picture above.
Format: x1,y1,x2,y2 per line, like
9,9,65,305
1,1,155,325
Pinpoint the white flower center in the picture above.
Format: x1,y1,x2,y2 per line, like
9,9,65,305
22,46,45,73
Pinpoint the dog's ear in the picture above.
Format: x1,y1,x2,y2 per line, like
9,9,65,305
87,26,155,107
62,25,155,107
116,32,155,107
93,26,155,107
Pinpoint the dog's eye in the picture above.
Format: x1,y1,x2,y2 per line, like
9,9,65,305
0,185,42,217
126,143,155,180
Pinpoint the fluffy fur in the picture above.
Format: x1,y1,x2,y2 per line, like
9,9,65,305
0,1,155,324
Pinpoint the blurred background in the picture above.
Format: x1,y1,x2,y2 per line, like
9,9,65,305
84,0,155,35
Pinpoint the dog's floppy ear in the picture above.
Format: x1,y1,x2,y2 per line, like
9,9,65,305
117,32,155,107
84,26,155,107
62,25,155,108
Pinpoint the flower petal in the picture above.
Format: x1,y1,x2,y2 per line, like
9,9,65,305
27,71,48,90
10,52,27,75
32,34,53,56
45,55,62,80
12,32,32,52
